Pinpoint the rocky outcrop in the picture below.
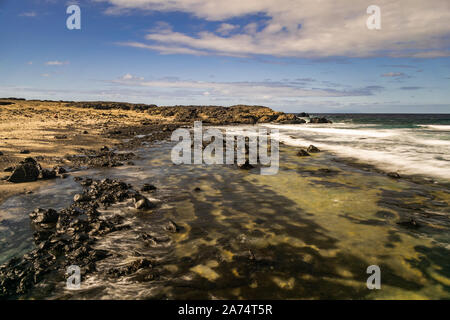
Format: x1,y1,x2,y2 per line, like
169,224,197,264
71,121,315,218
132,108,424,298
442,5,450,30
7,158,40,183
309,117,332,124
7,158,65,183
0,178,159,299
69,101,157,111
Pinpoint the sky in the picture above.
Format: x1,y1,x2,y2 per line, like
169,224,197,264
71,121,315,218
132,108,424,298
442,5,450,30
0,0,449,113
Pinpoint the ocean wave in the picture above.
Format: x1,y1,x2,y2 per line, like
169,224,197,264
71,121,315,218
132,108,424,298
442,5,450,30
418,125,450,131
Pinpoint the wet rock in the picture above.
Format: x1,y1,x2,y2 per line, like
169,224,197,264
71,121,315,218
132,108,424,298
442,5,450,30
73,193,89,203
141,184,157,192
7,158,40,183
134,197,155,210
274,113,306,124
297,112,310,117
387,172,401,179
107,258,152,278
29,208,59,224
296,149,310,157
307,145,320,153
4,166,13,172
397,218,421,229
40,169,57,180
0,178,153,298
309,117,332,124
165,220,180,233
54,166,67,175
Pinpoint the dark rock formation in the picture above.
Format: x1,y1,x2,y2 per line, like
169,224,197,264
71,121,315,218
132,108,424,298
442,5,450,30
307,145,320,153
7,158,40,183
309,117,332,124
296,149,311,157
0,178,151,299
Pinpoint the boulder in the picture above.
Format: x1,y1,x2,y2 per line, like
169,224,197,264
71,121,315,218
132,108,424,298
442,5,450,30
307,145,320,153
7,158,40,183
40,169,57,180
134,196,155,210
296,149,310,157
29,208,58,224
309,117,332,124
165,220,180,233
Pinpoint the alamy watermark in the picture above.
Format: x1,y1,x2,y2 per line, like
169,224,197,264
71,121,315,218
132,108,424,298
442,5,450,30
66,5,81,30
171,121,279,175
366,265,381,289
366,5,381,30
66,265,81,290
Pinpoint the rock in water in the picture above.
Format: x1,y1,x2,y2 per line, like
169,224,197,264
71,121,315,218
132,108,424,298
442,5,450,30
134,196,155,210
40,169,57,180
73,193,88,202
165,220,180,233
29,208,58,224
141,184,157,192
7,158,40,183
387,172,401,179
296,149,310,157
309,117,332,124
307,145,320,153
397,218,420,228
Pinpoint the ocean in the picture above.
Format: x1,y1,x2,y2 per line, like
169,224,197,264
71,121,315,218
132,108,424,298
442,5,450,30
265,113,450,181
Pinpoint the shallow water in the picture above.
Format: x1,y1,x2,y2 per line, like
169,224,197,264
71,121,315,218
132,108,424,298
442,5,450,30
0,129,449,299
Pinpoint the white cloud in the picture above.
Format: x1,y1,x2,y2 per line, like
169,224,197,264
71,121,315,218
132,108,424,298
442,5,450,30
100,0,450,58
45,61,69,66
216,23,239,35
110,77,383,103
19,12,37,17
120,73,144,80
381,72,405,77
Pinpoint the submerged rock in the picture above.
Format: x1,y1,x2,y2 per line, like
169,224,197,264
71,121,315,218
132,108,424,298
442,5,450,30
29,208,59,224
141,184,157,192
387,172,401,179
307,145,320,153
165,219,180,233
309,117,332,124
397,218,421,228
296,149,310,157
134,196,155,210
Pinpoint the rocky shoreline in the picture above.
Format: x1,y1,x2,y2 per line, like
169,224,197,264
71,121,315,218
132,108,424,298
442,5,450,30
0,98,332,298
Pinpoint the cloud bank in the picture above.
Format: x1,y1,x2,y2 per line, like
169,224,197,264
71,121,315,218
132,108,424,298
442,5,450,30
98,0,450,58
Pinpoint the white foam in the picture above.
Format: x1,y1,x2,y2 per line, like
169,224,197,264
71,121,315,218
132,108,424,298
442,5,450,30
418,125,450,131
264,124,394,138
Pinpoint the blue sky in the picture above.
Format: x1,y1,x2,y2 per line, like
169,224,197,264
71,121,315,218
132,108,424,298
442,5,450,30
0,0,449,113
